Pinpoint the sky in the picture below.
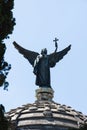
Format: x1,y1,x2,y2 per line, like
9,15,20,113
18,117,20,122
0,0,87,115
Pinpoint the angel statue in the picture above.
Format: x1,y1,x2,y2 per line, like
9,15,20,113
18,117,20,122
13,39,71,88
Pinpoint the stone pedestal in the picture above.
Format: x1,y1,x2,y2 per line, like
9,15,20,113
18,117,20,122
35,87,54,101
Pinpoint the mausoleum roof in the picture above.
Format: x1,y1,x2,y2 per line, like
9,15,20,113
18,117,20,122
6,88,87,130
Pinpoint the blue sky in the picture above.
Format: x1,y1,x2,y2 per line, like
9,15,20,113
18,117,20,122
0,0,87,115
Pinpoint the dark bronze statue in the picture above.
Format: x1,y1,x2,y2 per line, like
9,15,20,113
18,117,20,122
13,39,71,88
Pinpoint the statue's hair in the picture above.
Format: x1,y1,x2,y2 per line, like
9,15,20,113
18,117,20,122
41,48,47,55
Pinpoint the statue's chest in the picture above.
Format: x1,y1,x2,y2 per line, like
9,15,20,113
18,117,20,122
40,57,49,67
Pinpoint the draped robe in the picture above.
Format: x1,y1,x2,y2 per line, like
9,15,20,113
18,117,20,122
34,55,54,88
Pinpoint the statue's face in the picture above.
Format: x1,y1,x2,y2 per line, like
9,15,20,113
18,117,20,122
41,48,47,56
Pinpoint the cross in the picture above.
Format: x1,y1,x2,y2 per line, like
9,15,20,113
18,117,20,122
53,37,59,52
53,37,59,44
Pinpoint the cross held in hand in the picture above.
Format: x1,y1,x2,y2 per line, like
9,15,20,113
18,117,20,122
53,37,59,52
53,37,59,44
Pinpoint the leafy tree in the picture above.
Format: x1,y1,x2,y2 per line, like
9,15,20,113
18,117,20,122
0,0,15,90
0,104,9,130
0,0,15,129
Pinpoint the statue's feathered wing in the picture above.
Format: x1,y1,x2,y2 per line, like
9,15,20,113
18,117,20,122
13,41,39,66
49,44,71,67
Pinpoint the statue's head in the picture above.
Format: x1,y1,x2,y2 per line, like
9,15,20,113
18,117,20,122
41,48,47,56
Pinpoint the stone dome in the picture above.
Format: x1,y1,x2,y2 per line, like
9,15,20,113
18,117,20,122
7,88,87,130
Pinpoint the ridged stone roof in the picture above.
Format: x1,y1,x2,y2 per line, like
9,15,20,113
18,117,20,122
7,88,87,130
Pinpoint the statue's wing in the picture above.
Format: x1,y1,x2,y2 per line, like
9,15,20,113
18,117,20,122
49,45,71,66
13,41,39,66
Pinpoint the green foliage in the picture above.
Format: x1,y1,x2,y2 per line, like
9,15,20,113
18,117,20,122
0,0,15,41
0,0,15,129
0,0,15,90
0,43,11,90
0,104,9,130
